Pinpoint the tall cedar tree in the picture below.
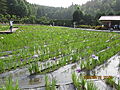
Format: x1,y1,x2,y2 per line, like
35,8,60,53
0,0,8,14
73,7,83,24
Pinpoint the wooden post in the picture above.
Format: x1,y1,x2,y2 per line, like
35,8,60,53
53,22,55,26
108,21,111,28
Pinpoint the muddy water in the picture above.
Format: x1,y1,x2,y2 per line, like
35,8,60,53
0,53,120,90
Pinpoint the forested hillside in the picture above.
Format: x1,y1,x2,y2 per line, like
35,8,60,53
81,0,120,16
0,0,76,21
0,0,35,17
0,0,120,25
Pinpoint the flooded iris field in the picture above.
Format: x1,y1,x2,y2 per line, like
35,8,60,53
0,25,120,90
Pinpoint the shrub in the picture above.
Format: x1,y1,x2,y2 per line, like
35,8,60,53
95,26,108,30
76,25,96,29
76,25,92,28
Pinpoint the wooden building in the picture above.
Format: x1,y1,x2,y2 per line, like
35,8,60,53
99,16,120,29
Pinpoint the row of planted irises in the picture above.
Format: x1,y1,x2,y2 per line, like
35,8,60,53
0,25,9,31
72,72,97,90
28,42,120,75
0,25,120,73
0,25,119,52
1,34,119,73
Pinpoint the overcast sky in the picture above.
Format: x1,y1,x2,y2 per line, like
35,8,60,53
26,0,90,7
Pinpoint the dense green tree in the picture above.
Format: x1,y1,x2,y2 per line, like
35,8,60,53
29,15,36,24
17,0,28,17
27,4,32,15
83,14,93,25
37,16,50,24
7,0,19,15
114,0,120,12
37,7,45,18
81,0,116,16
73,7,83,24
0,0,8,14
7,0,29,17
5,14,11,21
0,14,4,23
116,12,120,15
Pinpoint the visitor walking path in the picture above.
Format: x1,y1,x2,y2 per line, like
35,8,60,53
0,28,19,34
77,28,120,33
